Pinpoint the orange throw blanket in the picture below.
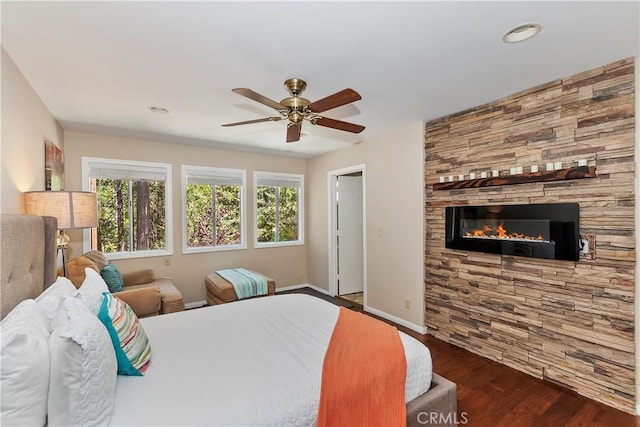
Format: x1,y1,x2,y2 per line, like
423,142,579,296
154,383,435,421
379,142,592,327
317,307,407,427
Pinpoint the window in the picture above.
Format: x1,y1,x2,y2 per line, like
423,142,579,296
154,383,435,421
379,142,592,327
182,165,246,253
82,157,172,258
254,171,304,247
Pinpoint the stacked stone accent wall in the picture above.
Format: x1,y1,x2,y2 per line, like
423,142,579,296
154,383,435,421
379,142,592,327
424,58,636,413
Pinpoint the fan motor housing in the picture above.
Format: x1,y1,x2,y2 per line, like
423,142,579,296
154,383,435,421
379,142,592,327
280,96,310,109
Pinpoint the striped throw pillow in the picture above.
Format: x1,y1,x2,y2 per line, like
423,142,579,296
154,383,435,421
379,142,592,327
97,293,151,376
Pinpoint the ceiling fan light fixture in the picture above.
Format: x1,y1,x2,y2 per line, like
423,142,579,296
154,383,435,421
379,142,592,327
502,22,542,43
289,111,304,124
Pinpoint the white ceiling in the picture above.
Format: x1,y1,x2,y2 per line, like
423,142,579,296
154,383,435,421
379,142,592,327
2,1,638,158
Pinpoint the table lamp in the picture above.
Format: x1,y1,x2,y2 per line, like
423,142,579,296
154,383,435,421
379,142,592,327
24,191,97,277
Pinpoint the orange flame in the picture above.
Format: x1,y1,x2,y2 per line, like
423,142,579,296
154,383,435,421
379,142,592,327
465,222,545,241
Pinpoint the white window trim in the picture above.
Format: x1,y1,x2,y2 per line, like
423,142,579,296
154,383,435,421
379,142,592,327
253,171,304,248
81,156,173,259
181,165,247,254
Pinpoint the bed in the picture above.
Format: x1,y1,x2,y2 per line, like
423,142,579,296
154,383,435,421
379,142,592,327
0,213,457,427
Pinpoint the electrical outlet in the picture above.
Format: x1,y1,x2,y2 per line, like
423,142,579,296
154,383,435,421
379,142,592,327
580,238,589,253
404,299,411,310
579,234,595,260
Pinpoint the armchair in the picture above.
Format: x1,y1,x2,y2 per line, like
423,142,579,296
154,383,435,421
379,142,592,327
64,251,184,317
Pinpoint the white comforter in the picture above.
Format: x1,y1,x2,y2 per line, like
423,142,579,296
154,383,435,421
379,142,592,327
109,293,432,426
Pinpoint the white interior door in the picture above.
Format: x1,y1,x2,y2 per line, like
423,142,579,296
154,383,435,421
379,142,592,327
337,175,363,295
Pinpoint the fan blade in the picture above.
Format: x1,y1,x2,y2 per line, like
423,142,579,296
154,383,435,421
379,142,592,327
222,117,282,127
286,124,302,143
313,117,365,134
232,88,284,111
307,88,362,113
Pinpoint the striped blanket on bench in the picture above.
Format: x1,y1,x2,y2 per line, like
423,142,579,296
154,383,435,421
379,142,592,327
215,268,268,300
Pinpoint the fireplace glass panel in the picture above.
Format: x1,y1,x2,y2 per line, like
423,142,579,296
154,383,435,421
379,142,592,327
445,203,579,261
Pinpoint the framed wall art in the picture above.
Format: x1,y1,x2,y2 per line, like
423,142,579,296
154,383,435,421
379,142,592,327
45,139,64,190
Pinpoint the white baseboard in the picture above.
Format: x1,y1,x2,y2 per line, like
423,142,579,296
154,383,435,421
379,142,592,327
364,305,427,334
276,283,331,295
185,288,428,335
185,284,328,309
277,284,427,334
184,300,207,310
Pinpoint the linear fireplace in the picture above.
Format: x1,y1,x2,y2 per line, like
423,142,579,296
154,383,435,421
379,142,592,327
445,203,580,261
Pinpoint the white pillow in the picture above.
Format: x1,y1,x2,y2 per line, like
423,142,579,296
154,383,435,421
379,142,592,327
48,295,117,427
77,267,110,314
35,275,78,321
0,299,50,426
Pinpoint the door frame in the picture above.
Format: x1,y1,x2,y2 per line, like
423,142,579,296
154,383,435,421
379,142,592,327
327,164,366,302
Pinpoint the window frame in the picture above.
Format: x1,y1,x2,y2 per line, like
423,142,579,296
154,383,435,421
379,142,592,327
181,165,247,254
81,156,173,260
253,171,304,248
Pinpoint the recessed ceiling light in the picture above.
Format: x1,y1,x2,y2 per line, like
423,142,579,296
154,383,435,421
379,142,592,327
149,106,169,113
502,22,542,43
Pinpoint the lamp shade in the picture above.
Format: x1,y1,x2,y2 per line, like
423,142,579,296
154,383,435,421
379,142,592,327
24,191,97,229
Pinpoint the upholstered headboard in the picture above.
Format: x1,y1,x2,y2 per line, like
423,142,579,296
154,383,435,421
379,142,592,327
1,214,58,319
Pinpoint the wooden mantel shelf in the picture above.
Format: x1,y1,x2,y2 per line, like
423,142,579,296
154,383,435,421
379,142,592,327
432,166,596,191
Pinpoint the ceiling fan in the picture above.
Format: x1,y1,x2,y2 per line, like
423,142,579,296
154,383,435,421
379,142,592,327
222,78,365,143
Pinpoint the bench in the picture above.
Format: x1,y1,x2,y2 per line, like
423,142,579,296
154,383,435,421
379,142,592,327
205,271,276,305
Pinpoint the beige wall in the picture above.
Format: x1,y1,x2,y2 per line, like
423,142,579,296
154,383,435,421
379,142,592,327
306,142,365,290
63,125,426,326
1,48,426,328
307,122,425,329
63,131,308,304
1,47,64,213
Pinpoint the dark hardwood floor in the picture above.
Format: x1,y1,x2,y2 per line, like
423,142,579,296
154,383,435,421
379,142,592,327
400,325,639,426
